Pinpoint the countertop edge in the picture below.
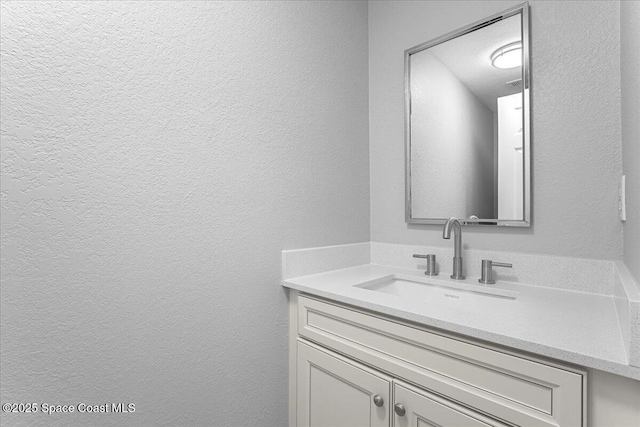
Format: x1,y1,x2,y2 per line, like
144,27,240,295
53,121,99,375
282,280,640,381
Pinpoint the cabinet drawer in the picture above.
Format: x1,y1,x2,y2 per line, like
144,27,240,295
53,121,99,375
298,294,584,427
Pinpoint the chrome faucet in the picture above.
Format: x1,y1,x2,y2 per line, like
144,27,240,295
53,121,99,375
443,217,465,280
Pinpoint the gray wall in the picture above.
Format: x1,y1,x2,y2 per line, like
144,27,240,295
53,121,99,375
0,2,369,426
410,51,495,220
621,0,640,282
369,1,622,259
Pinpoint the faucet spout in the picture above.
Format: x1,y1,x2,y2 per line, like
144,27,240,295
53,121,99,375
443,217,465,280
443,217,460,242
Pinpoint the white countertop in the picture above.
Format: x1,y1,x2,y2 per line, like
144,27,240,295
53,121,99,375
283,263,640,380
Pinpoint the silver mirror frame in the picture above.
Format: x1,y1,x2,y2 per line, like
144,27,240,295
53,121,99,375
404,2,531,227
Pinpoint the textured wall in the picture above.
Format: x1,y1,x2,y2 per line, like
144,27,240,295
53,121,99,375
621,0,640,282
369,1,622,259
0,1,369,426
410,51,495,219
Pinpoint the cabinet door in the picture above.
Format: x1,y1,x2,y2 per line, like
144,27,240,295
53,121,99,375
393,382,509,427
297,340,391,427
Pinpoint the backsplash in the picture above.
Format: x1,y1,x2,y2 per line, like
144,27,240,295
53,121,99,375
371,242,616,295
282,242,370,280
282,242,628,296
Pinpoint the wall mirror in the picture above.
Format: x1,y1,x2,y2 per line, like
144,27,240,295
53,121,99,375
405,3,530,227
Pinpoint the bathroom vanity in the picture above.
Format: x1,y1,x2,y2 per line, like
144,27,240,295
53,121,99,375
290,291,584,426
283,243,640,427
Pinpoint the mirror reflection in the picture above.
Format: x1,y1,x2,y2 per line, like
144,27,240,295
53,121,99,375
406,6,529,226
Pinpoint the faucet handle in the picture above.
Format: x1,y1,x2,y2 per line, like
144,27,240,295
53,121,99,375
478,259,512,284
413,254,438,276
491,262,512,268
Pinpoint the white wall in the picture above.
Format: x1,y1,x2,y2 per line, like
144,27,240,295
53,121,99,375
369,1,622,259
410,51,495,219
0,2,369,426
621,0,640,283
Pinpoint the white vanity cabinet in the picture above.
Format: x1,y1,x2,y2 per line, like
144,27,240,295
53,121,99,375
289,291,586,427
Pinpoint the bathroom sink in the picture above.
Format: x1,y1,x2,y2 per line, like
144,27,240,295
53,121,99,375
355,274,518,304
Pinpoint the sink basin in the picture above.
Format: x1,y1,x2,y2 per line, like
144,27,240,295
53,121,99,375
355,274,518,303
